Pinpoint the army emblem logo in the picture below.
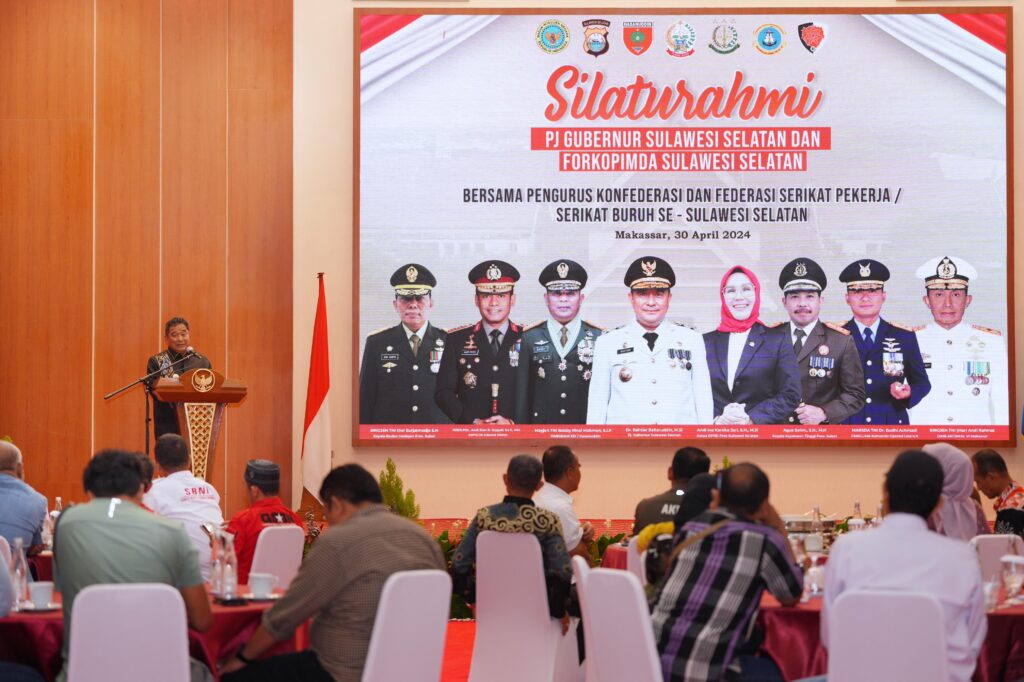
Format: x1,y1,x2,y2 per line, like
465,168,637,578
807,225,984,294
406,265,418,283
486,263,502,280
754,24,786,55
641,260,657,276
708,21,739,54
937,257,956,279
794,261,808,277
859,262,872,278
798,22,827,53
666,21,696,58
623,21,653,55
557,262,570,279
583,19,610,58
537,20,569,54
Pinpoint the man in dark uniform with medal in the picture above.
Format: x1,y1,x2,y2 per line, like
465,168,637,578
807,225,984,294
147,316,212,438
514,259,603,424
359,264,450,424
435,261,523,424
774,258,865,425
839,259,930,425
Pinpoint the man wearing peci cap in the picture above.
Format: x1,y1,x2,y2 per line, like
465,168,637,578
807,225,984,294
587,256,713,425
774,258,865,425
910,256,1007,426
514,259,603,424
839,259,930,425
435,261,523,424
359,264,450,424
225,460,303,587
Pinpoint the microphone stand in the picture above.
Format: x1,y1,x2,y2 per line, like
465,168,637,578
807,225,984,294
104,351,197,457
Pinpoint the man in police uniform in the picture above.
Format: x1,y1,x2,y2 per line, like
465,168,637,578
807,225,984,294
839,259,930,424
587,256,713,424
435,261,523,424
910,256,1008,426
775,258,865,425
359,264,450,424
514,260,603,424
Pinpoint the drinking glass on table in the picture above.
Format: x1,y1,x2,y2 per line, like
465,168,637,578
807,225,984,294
804,553,825,599
1002,555,1024,600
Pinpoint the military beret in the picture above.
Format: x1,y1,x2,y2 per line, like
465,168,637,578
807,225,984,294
244,459,280,487
779,257,827,294
624,256,675,289
538,259,587,291
839,259,889,290
390,264,436,297
915,256,976,290
468,260,520,294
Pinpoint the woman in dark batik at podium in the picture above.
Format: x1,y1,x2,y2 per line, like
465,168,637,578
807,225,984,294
146,316,212,438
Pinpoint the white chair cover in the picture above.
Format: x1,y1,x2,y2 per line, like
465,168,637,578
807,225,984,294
584,568,661,682
970,533,1024,582
0,536,11,567
250,524,305,589
572,556,598,682
626,536,647,587
362,569,452,682
67,583,189,682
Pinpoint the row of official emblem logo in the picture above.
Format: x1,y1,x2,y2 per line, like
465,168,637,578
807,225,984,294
536,20,827,57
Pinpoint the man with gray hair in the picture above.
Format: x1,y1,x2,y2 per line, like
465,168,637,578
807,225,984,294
0,440,47,554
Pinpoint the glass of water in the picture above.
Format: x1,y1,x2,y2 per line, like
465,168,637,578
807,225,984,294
1001,555,1024,600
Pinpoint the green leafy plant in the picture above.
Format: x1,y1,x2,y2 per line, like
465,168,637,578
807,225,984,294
590,532,627,566
2,436,13,443
436,530,474,619
379,458,420,520
712,454,733,473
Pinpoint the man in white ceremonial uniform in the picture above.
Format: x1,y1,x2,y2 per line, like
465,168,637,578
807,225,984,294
910,256,1008,426
587,256,713,425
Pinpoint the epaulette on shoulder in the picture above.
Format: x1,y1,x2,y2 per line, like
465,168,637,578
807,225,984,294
764,321,785,329
824,322,851,336
673,321,697,331
584,320,606,332
446,323,473,334
366,326,391,337
910,325,926,332
972,324,1002,336
523,320,545,332
889,321,915,332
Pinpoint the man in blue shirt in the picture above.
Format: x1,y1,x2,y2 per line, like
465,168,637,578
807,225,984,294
0,441,47,553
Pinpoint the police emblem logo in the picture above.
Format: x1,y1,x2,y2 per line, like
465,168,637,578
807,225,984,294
557,262,569,279
666,21,697,58
859,262,871,278
641,259,657,276
937,257,956,279
754,24,786,55
798,22,827,53
537,20,570,54
708,21,739,54
794,261,808,277
406,265,418,283
486,263,502,280
582,19,610,58
623,21,653,55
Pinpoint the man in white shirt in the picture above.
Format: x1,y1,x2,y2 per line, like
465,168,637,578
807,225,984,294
822,449,986,682
534,445,593,563
143,434,224,581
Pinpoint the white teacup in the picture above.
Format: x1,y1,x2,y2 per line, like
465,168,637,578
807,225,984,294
29,581,54,608
248,573,278,599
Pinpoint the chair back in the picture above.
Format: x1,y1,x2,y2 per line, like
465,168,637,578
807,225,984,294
362,569,452,682
584,568,661,682
827,590,947,682
68,583,189,682
0,536,10,567
250,524,305,589
626,535,646,587
971,534,1024,582
572,556,598,682
469,531,562,682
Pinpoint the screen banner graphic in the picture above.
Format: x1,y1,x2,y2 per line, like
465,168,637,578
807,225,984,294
355,9,1011,444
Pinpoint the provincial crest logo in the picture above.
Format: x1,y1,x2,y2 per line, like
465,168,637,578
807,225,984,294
708,21,739,54
582,19,610,58
798,22,827,53
666,21,696,58
406,265,418,283
622,21,653,56
557,262,569,279
537,20,569,54
754,24,786,55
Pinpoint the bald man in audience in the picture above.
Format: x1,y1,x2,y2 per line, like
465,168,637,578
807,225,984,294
534,445,594,564
0,440,47,556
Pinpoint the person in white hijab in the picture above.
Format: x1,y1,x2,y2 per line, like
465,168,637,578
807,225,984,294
923,442,990,541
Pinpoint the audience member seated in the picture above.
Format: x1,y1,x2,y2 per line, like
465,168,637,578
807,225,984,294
534,445,593,564
54,449,212,681
136,453,156,512
633,446,711,535
822,449,986,682
651,463,802,682
973,448,1024,538
143,434,224,580
0,440,47,554
225,459,303,587
219,464,444,682
452,454,574,625
922,442,989,541
0,557,45,682
641,473,720,587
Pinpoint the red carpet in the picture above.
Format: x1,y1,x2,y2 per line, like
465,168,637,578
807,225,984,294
441,621,474,681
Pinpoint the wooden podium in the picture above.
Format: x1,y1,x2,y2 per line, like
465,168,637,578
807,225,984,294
153,369,247,480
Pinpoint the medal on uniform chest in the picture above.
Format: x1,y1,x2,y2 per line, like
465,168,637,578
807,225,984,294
577,336,594,365
558,359,567,372
818,345,829,356
577,364,583,372
881,338,904,377
964,361,990,385
972,387,981,396
583,370,592,381
538,366,546,379
509,340,520,368
429,348,443,374
382,362,396,374
619,366,633,382
669,347,692,370
463,370,477,388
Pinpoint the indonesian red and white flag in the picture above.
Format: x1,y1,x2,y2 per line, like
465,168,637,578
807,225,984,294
302,274,332,499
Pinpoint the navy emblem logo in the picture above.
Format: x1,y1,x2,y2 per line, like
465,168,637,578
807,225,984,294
937,257,956,280
537,20,570,54
666,21,696,58
754,24,785,55
798,22,827,53
582,19,610,58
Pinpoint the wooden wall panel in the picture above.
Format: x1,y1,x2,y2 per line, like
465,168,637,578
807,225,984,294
161,0,230,500
94,0,162,455
0,0,93,504
226,0,294,512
